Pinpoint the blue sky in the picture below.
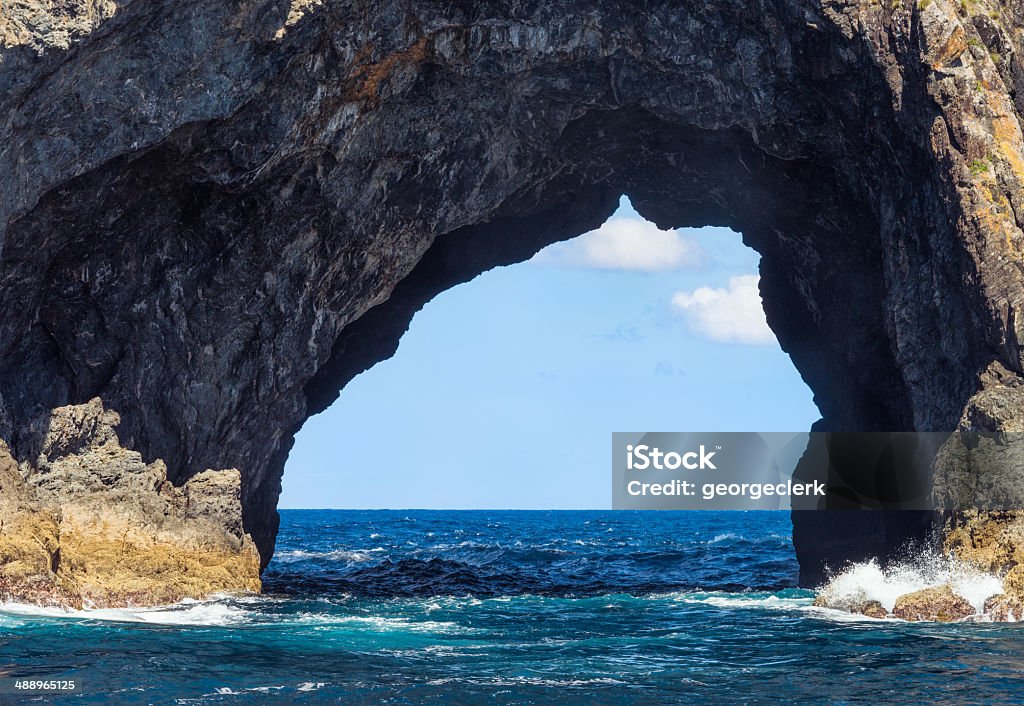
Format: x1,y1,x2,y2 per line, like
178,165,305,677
279,197,820,508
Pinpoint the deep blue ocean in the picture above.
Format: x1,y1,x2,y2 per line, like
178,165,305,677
3,510,1024,704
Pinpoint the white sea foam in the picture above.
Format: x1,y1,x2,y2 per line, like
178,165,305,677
673,592,812,611
0,613,24,628
816,553,1004,614
426,676,626,687
420,596,482,612
130,602,254,626
273,547,384,563
0,596,482,634
0,602,72,620
661,590,904,623
0,596,257,626
416,540,494,552
327,615,476,633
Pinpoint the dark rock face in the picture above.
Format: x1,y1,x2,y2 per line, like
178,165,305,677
2,0,1024,589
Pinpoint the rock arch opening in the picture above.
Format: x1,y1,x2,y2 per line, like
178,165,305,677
280,197,819,510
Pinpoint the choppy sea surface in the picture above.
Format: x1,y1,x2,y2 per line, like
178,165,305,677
3,510,1024,704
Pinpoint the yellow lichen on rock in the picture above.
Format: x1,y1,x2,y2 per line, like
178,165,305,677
940,511,1024,620
984,593,1024,621
892,585,974,622
0,0,117,51
0,441,78,606
58,519,261,607
0,509,81,607
273,0,322,39
0,399,261,609
992,115,1024,186
944,510,1024,576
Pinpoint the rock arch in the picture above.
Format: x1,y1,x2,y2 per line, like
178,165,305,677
2,0,1024,595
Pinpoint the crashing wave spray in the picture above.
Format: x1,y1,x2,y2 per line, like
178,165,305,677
815,549,1005,617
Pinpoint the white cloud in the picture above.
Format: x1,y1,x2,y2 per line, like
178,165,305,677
671,274,776,345
533,217,702,271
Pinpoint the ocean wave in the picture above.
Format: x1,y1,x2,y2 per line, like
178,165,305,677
214,686,283,695
273,548,385,563
263,553,796,599
669,590,813,611
130,601,254,626
419,596,483,611
0,612,25,628
0,586,918,637
425,676,627,688
0,597,256,626
183,682,324,703
816,554,1004,614
662,589,920,623
264,557,536,597
414,540,497,552
0,595,480,634
706,532,790,545
317,615,475,633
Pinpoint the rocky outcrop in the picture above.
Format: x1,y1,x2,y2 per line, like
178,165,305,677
943,510,1024,573
2,0,1024,601
812,593,888,619
814,579,993,622
930,385,1024,612
984,592,1024,620
892,585,975,622
0,399,259,608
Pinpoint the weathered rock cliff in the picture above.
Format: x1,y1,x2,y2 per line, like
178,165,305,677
2,0,1024,603
0,399,259,607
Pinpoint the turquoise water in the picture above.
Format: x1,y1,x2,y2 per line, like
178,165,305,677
3,510,1024,704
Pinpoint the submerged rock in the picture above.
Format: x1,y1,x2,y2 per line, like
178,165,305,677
811,590,892,614
812,593,889,619
892,585,974,623
0,399,260,608
856,601,888,620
